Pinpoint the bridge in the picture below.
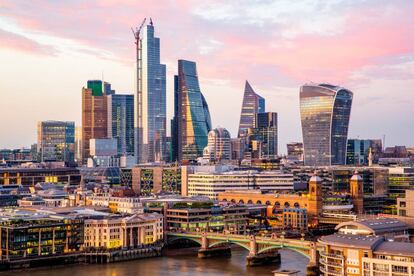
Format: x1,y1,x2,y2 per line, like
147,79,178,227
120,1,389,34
167,231,319,274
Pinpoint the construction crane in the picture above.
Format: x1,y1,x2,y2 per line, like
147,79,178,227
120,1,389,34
131,18,146,44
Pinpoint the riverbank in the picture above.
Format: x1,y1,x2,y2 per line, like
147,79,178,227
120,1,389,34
0,248,308,276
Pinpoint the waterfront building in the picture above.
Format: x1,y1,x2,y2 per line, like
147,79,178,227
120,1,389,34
0,209,84,260
84,213,163,249
286,142,303,162
346,138,382,165
238,81,265,137
82,80,114,163
319,234,414,276
131,164,181,195
107,94,134,157
159,202,248,234
183,166,294,199
37,121,75,163
133,19,167,163
172,60,212,162
335,218,409,241
203,128,231,163
300,83,353,166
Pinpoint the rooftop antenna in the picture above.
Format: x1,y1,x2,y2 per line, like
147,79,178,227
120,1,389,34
150,17,153,26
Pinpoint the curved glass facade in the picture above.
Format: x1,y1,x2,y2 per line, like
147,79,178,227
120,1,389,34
300,84,353,166
177,60,212,161
238,81,265,137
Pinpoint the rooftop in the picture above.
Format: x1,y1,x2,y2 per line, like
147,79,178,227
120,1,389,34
319,234,384,249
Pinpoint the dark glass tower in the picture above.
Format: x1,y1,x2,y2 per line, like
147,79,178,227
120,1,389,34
173,60,212,162
107,94,134,156
238,81,265,137
300,83,353,166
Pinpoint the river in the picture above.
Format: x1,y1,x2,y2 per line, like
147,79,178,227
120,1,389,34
5,247,308,275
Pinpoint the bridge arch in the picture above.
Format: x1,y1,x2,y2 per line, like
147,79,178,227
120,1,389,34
208,240,251,252
168,236,202,246
258,245,311,259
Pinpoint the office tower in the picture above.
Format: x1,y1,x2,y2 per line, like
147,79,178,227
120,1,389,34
171,75,179,162
37,121,75,163
300,83,353,166
346,139,382,165
256,112,278,158
107,94,134,156
203,128,231,163
287,142,304,161
133,19,166,163
173,59,212,162
230,138,245,161
74,126,82,164
81,80,113,163
238,81,265,137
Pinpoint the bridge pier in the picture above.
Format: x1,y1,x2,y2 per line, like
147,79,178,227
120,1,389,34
305,243,319,276
246,235,281,267
197,232,231,258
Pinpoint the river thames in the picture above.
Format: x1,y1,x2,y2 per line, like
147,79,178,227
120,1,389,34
4,247,308,276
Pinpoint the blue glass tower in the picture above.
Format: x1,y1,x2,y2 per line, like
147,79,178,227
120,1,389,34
107,94,134,156
238,81,265,137
174,60,212,162
134,19,166,163
300,83,353,166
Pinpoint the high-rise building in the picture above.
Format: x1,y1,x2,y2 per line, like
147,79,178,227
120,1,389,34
346,139,382,165
133,19,166,163
172,60,212,162
37,121,75,163
238,81,265,137
287,142,304,161
107,94,134,156
81,80,113,163
300,83,353,166
171,75,179,162
251,112,278,159
74,126,82,164
203,128,231,163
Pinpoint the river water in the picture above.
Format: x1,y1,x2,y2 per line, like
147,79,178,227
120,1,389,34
6,247,308,276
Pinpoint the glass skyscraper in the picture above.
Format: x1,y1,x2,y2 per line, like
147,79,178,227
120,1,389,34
173,59,212,162
134,20,166,163
107,94,134,156
300,83,353,166
238,81,265,137
37,121,75,163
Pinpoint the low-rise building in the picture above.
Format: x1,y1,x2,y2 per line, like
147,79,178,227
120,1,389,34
83,213,163,249
87,195,143,214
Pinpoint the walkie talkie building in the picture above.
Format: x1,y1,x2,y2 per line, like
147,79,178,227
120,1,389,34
300,83,353,166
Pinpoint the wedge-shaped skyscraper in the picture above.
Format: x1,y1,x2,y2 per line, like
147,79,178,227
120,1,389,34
238,81,265,137
300,83,353,166
172,60,212,162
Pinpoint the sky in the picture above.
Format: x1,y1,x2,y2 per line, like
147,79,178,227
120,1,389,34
0,0,413,153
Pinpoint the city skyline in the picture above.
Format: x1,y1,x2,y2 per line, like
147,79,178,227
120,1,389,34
1,1,414,153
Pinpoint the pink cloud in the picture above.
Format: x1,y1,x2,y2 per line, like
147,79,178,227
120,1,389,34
0,28,57,56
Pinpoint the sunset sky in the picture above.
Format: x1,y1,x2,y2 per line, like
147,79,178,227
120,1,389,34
1,0,413,152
